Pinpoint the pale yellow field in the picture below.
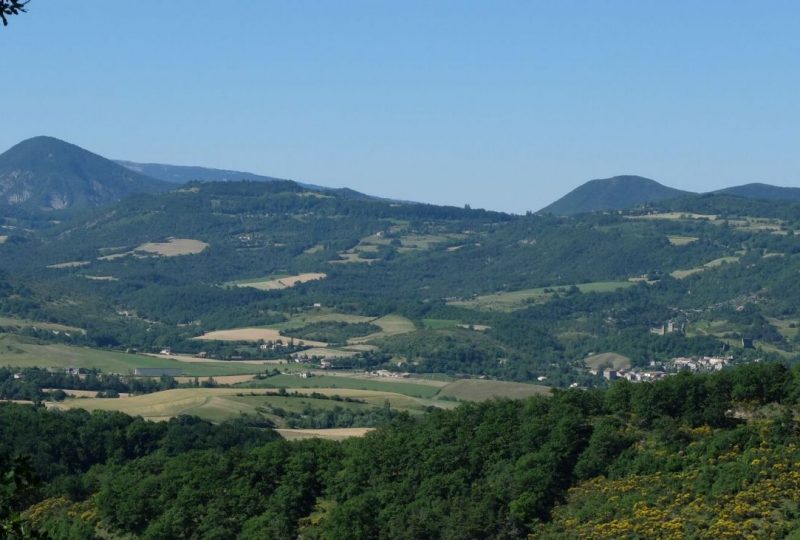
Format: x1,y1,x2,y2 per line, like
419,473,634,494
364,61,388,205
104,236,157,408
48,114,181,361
296,347,358,358
276,428,374,440
44,388,131,398
46,261,90,269
136,238,208,256
195,327,327,347
0,235,7,244
234,272,327,291
173,374,257,385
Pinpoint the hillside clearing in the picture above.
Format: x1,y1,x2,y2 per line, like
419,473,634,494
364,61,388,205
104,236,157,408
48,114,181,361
240,373,442,399
232,272,326,291
584,352,632,370
667,235,699,246
136,238,208,256
276,428,373,440
347,314,416,343
671,256,741,279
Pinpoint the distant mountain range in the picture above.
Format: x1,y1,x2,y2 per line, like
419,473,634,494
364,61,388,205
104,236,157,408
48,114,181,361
539,175,800,215
2,136,800,215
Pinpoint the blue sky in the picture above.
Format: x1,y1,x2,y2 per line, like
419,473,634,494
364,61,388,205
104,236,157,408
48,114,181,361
2,1,799,212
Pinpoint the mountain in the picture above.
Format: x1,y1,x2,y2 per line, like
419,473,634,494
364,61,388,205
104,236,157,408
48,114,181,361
0,136,170,212
714,182,800,201
539,175,694,215
115,160,287,185
115,160,364,197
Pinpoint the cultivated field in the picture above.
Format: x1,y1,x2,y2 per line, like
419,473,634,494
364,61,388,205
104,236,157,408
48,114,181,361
195,327,327,347
136,238,209,256
449,281,634,311
233,272,327,291
276,428,374,440
437,379,551,401
628,212,718,221
0,235,7,244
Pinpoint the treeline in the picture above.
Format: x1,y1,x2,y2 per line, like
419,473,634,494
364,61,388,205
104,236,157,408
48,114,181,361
4,362,800,538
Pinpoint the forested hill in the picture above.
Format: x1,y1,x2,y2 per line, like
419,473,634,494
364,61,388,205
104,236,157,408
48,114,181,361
0,136,169,212
3,362,800,538
715,182,800,201
539,175,692,215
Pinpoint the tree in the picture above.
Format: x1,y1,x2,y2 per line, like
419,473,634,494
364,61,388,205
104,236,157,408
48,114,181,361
0,0,29,26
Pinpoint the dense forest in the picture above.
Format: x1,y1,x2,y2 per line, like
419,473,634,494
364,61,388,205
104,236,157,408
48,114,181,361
3,362,800,538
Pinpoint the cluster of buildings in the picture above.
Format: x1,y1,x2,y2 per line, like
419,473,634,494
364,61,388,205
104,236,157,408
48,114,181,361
591,355,733,383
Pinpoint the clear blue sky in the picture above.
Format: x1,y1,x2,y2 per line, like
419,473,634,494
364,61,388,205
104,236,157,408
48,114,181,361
2,1,799,212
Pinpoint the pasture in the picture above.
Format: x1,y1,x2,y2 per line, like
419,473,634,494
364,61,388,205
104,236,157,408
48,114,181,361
195,327,327,347
670,256,740,279
276,428,374,440
449,281,634,311
437,379,551,401
0,334,268,376
0,316,82,333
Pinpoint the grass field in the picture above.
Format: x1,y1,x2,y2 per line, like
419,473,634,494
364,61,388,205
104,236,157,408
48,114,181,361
347,314,416,343
667,235,699,246
0,334,268,376
240,373,442,398
449,281,634,312
232,272,327,291
671,256,740,279
275,428,374,440
437,379,551,401
584,352,631,370
422,319,461,330
48,386,433,423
